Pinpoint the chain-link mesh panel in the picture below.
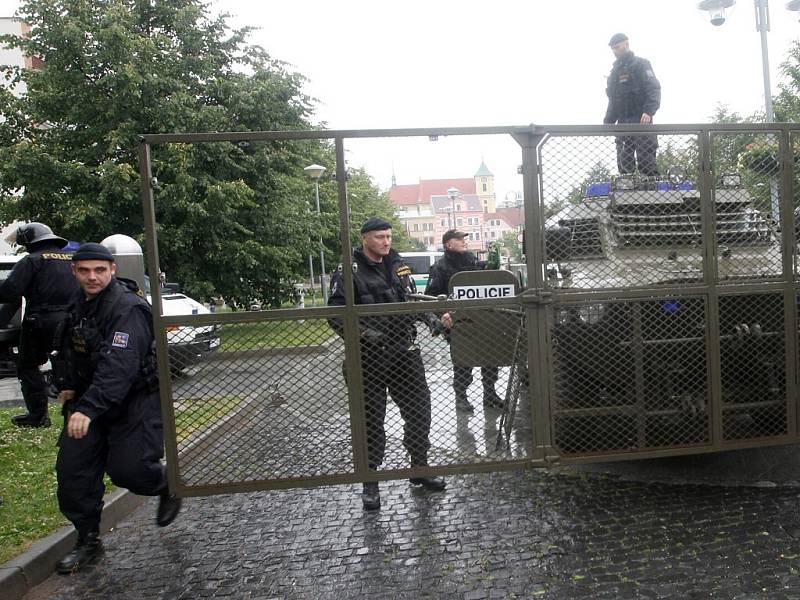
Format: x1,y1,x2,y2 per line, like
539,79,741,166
550,297,710,455
719,294,787,441
711,133,783,281
540,133,702,289
353,304,532,473
138,125,800,494
165,317,352,487
793,132,800,278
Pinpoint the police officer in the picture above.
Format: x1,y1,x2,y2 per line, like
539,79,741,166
328,218,445,511
425,229,505,413
604,33,662,176
54,243,181,574
0,222,79,427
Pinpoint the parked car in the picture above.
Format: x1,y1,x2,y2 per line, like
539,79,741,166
0,261,220,378
144,277,221,372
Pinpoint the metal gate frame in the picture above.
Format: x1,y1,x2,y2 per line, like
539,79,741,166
136,123,799,496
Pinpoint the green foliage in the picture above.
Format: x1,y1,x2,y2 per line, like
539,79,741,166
0,0,330,307
655,137,698,181
486,241,501,269
497,230,523,263
706,105,782,216
776,40,800,122
565,161,613,206
337,167,416,251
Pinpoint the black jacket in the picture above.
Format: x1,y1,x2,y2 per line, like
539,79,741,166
328,247,422,350
67,277,156,421
604,51,661,124
0,243,79,315
425,250,483,297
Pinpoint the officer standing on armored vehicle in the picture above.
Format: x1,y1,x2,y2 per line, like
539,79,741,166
53,243,181,574
328,217,445,511
604,32,661,177
0,222,79,427
425,229,505,413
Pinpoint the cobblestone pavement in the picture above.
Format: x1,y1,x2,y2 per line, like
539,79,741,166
23,468,800,599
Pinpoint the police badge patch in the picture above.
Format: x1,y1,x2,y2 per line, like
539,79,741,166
112,332,130,348
396,265,411,277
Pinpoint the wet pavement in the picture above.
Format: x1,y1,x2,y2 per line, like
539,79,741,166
22,464,800,599
13,344,800,598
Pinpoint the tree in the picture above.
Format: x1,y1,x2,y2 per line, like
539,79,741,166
775,40,800,122
335,167,416,251
565,160,613,205
0,0,328,306
655,137,698,181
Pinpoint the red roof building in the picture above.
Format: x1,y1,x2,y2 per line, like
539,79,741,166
389,162,520,252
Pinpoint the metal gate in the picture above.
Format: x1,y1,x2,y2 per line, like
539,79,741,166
136,124,799,497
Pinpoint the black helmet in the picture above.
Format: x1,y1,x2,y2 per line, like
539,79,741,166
16,222,67,248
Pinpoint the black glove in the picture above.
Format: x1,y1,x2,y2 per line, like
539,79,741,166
428,317,446,337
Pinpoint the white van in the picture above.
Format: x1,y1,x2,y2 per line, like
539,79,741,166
399,251,443,291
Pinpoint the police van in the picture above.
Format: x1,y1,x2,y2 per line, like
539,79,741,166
399,251,443,290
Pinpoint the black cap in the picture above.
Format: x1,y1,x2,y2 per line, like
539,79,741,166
442,229,468,244
360,217,392,234
609,33,628,46
72,242,115,262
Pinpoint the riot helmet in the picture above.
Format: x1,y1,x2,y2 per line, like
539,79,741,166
15,222,67,249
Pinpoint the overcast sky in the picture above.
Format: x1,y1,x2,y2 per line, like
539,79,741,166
2,0,799,199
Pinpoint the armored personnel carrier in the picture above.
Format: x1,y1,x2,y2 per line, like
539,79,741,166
542,170,785,453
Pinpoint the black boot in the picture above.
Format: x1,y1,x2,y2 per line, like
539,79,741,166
11,412,51,428
455,391,474,413
156,493,182,527
56,532,102,574
362,482,380,511
483,390,506,410
409,476,447,491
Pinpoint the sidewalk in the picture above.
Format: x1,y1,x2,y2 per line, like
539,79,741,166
19,459,800,599
6,370,800,598
0,377,23,408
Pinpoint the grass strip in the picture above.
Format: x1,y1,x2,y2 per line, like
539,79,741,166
0,403,69,564
0,392,238,564
174,396,244,444
220,318,334,351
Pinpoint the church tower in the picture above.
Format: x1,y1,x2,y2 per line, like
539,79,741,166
474,160,496,213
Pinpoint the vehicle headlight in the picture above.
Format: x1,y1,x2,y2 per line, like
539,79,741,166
721,173,741,188
576,303,607,324
615,176,635,191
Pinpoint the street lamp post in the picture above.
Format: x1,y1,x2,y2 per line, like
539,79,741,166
698,0,800,219
308,253,315,303
698,0,800,122
304,164,327,303
447,187,459,230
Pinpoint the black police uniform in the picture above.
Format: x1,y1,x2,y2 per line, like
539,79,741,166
328,247,432,470
604,50,662,176
0,242,80,425
55,277,166,539
425,249,501,409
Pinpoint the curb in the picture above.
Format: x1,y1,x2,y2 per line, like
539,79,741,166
0,488,147,600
